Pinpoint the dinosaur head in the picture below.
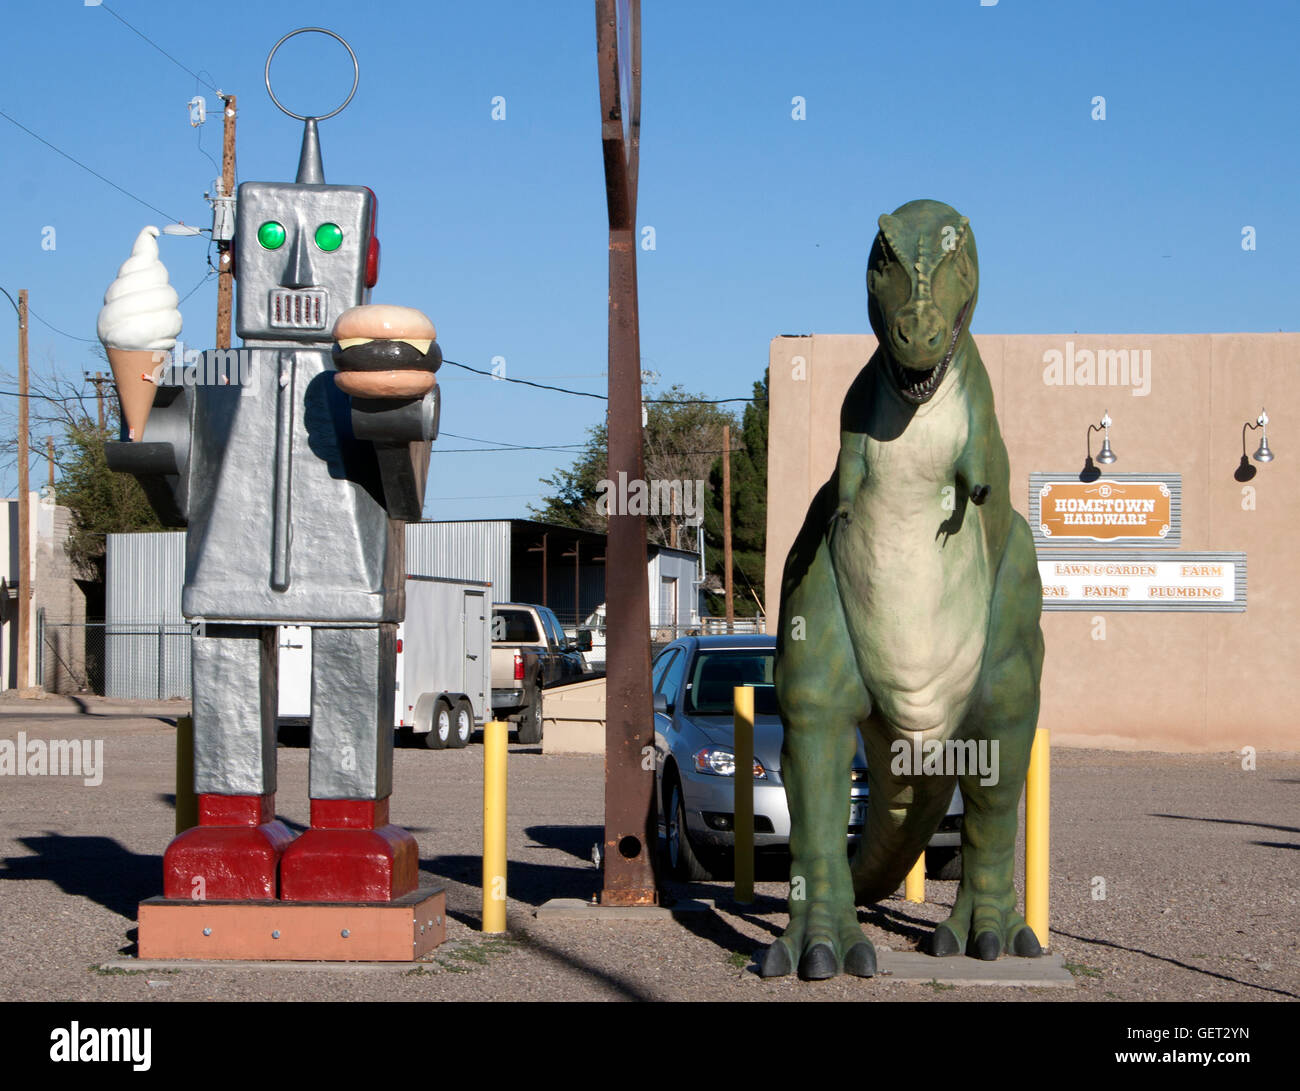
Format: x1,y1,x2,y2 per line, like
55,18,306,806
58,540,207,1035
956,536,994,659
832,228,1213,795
867,199,979,404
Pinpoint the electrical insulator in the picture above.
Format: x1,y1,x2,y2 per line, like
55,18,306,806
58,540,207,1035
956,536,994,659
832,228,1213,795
188,96,207,127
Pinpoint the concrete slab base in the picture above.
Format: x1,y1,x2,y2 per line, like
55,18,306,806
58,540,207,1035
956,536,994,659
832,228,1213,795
872,948,1075,987
535,897,715,920
99,958,437,974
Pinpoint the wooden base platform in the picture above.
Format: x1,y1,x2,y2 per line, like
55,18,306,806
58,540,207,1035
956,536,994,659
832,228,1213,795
137,884,446,962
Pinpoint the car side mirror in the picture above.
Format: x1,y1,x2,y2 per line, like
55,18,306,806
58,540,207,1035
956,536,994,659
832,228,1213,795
653,693,670,715
577,629,593,652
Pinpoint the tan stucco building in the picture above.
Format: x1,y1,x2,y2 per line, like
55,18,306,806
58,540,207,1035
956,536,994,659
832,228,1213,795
765,333,1298,752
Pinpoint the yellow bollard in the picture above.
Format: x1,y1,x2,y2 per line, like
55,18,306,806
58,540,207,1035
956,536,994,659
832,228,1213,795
733,685,754,904
482,719,508,933
1025,727,1050,949
904,851,926,903
174,715,197,834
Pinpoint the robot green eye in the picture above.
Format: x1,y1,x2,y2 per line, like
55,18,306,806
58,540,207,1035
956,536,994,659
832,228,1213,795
315,223,343,252
257,221,287,249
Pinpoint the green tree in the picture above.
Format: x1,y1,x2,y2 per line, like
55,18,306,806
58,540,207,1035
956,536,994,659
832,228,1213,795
703,369,768,617
531,384,739,549
57,414,164,581
1,356,164,582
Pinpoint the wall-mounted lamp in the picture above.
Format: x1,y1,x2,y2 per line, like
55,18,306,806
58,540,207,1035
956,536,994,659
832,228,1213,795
1080,412,1117,482
1235,409,1276,481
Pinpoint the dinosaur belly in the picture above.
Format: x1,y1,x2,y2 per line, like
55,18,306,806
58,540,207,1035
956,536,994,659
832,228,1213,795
831,391,991,735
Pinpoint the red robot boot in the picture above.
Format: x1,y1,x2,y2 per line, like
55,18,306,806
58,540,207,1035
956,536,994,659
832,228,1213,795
163,794,295,901
279,798,418,902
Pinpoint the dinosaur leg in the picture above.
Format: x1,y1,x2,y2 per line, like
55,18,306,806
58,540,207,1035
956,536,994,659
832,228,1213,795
764,527,874,981
932,518,1044,960
851,725,956,906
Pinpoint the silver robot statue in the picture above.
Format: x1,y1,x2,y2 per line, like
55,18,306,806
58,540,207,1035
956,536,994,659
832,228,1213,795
106,31,441,903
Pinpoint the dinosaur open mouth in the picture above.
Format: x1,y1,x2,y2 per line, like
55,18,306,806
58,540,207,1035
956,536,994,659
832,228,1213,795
889,297,972,404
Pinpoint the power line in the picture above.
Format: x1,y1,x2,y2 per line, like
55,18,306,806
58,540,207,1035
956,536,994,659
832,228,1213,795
0,109,180,222
440,429,584,452
442,358,762,404
100,4,221,94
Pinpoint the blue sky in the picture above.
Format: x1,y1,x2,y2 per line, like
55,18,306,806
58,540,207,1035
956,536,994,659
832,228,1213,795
1,0,1296,515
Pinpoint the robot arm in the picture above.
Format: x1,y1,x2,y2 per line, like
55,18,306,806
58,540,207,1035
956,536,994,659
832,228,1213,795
104,383,193,526
348,381,440,521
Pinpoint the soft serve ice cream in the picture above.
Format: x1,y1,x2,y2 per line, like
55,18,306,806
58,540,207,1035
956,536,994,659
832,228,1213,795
97,226,183,439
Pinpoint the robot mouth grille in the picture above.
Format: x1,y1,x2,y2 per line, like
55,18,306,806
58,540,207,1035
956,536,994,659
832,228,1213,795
269,289,328,330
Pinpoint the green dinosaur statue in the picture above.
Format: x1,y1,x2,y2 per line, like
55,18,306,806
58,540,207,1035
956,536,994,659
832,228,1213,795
763,199,1044,981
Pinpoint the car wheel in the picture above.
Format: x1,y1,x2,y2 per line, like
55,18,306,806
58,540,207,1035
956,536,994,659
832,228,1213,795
448,698,473,749
664,775,714,882
926,847,962,881
516,688,543,745
424,698,453,750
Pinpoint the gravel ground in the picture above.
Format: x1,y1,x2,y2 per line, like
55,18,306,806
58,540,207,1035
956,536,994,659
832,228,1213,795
0,705,1296,1003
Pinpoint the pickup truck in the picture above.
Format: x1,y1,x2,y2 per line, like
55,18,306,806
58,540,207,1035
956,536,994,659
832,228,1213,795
491,603,590,744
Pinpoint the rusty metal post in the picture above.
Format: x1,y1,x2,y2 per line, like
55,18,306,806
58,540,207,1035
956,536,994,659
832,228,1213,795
596,0,656,906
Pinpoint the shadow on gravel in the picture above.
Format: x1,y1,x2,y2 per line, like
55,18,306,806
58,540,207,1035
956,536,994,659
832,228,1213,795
1253,840,1300,851
1151,813,1300,835
524,824,603,862
508,930,659,1001
2,833,159,919
423,854,598,911
1050,926,1300,999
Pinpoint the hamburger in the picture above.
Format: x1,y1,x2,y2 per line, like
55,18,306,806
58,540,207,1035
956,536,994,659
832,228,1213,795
332,303,441,398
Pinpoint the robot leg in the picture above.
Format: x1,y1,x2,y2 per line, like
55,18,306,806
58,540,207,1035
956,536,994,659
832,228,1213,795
163,625,293,900
280,624,419,901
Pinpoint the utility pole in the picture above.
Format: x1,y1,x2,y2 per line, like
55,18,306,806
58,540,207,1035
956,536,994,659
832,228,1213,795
84,371,107,431
722,423,734,633
596,0,656,906
17,290,30,690
215,94,237,349
528,532,548,607
46,437,55,489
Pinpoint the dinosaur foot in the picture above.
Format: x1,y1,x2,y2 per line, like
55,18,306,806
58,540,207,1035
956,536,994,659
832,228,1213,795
930,893,1041,960
761,903,876,980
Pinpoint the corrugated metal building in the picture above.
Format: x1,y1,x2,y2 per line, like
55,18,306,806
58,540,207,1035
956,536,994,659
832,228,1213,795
105,519,702,698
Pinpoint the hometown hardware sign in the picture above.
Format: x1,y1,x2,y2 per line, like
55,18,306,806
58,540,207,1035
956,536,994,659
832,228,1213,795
1029,473,1181,546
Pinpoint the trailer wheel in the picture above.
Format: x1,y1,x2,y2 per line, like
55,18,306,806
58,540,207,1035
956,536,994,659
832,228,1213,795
516,689,543,745
448,698,473,749
422,696,453,750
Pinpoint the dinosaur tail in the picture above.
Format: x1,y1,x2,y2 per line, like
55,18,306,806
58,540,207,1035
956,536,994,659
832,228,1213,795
850,740,955,904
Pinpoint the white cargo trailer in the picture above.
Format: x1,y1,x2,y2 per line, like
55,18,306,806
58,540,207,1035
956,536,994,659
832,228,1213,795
277,575,493,750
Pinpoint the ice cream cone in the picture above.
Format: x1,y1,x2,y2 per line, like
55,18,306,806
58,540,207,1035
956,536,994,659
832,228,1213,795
107,348,165,440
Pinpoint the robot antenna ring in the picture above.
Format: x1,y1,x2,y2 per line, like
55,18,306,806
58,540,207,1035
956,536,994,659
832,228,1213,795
264,27,359,122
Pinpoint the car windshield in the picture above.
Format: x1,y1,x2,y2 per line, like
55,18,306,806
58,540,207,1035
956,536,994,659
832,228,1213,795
686,649,779,715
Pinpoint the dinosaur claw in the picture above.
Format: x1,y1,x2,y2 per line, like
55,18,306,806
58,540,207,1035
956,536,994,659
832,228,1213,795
798,942,839,981
929,924,962,957
1011,927,1043,958
844,941,877,977
971,931,1002,961
760,940,794,979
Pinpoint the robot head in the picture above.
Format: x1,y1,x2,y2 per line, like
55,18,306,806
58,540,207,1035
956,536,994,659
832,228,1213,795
233,178,379,342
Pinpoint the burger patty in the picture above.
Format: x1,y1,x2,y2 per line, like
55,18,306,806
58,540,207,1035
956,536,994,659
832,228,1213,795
333,338,442,373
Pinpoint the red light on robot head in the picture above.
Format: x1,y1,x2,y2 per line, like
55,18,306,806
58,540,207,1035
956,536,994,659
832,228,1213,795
364,187,380,288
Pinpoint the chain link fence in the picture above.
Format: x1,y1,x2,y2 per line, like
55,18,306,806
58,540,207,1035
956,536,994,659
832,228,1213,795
37,615,191,699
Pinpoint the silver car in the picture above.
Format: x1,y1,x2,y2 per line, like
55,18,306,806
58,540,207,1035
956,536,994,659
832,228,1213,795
651,635,962,881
